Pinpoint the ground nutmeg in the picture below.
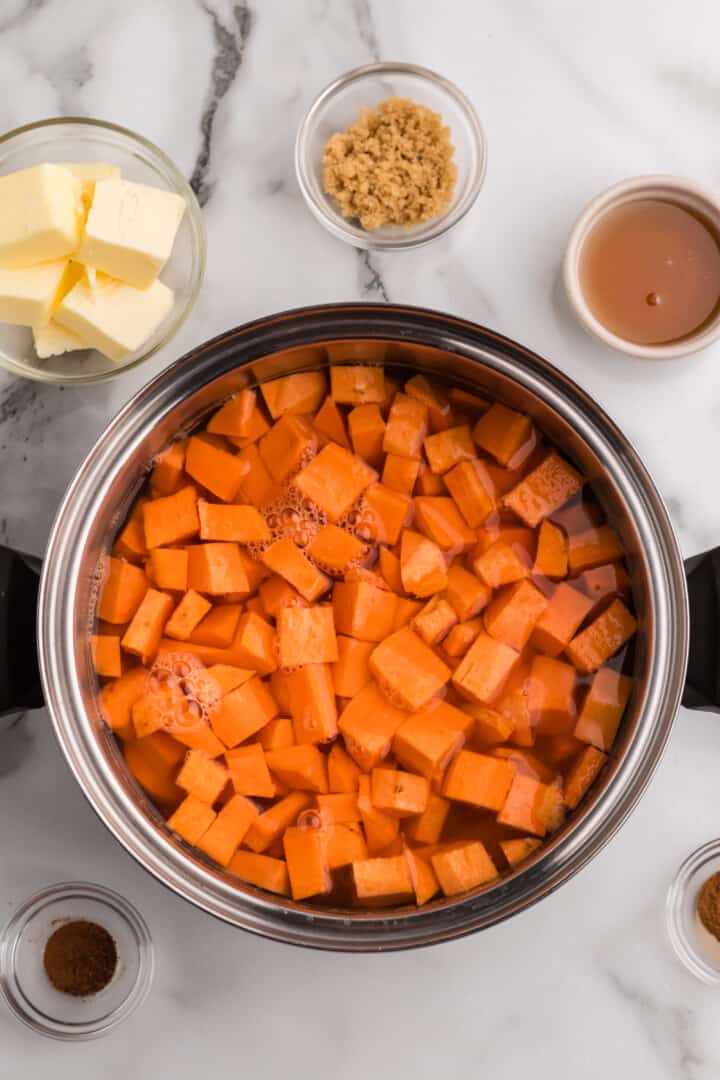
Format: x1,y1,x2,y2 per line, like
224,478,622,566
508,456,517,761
697,870,720,941
43,919,118,997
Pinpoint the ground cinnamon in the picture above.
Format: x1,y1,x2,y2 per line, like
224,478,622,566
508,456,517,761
697,871,720,941
43,919,117,997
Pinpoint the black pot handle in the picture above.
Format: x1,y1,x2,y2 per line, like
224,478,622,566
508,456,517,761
0,545,43,717
683,547,720,712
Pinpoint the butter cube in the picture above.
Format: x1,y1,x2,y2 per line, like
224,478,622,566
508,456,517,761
77,178,186,288
0,164,82,267
60,162,121,211
0,260,73,327
33,321,86,359
55,274,174,361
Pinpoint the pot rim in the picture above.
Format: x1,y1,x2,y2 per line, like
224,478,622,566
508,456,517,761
38,302,689,951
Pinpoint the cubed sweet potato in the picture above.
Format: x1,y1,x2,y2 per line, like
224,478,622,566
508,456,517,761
400,530,448,597
266,745,329,793
331,364,385,404
360,484,412,544
452,631,519,704
187,542,250,596
229,850,289,895
534,519,568,579
473,540,531,589
207,389,258,437
382,453,420,495
121,589,174,663
93,634,122,678
333,579,397,641
284,825,332,900
331,635,374,697
176,748,228,805
261,371,326,418
149,548,188,592
353,854,414,905
285,663,338,744
348,403,386,466
424,425,475,474
444,458,496,527
565,598,638,673
185,437,247,503
382,393,428,458
294,442,376,522
369,627,451,712
531,583,593,657
472,403,534,466
370,767,430,816
278,604,338,667
484,580,548,651
313,395,351,448
497,773,565,836
307,524,366,574
528,655,577,736
405,792,451,844
225,743,276,797
413,496,476,553
575,667,633,751
443,750,515,810
444,564,492,622
568,526,625,573
503,452,583,527
412,595,458,646
167,794,216,846
564,745,607,809
244,791,312,853
210,675,278,748
327,743,362,792
98,557,149,623
431,841,498,896
261,538,329,602
197,794,259,866
338,683,408,771
197,501,271,543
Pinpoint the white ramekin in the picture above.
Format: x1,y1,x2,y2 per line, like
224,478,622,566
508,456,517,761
563,175,720,359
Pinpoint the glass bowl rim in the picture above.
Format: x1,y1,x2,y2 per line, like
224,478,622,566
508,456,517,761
0,879,154,1040
0,115,206,386
294,61,487,251
666,838,720,984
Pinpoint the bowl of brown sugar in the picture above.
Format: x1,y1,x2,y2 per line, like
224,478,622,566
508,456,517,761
295,63,486,250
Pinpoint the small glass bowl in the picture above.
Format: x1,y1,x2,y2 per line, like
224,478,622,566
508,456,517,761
295,62,486,251
0,117,206,384
0,882,154,1039
666,840,720,983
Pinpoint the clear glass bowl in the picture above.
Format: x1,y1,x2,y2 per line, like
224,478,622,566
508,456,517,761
0,117,206,384
666,840,720,983
0,881,154,1039
295,62,486,250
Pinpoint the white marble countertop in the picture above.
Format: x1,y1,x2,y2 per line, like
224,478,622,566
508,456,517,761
1,0,720,1074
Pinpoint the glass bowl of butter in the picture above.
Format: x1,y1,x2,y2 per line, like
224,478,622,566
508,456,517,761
0,118,206,383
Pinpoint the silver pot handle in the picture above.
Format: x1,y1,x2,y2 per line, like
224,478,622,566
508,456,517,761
0,545,43,718
683,547,720,712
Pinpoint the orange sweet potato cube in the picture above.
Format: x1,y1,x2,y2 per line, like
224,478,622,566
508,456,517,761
206,664,254,697
197,501,271,543
210,675,278,748
207,388,258,437
225,743,276,797
278,605,338,667
332,579,397,641
370,768,430,817
532,583,594,656
444,458,496,527
534,519,569,579
285,663,338,744
528,655,577,736
443,565,491,622
235,444,282,507
258,715,295,751
197,794,259,866
473,540,531,589
568,526,625,573
400,530,448,597
413,595,458,646
164,589,212,641
416,463,445,495
503,451,583,527
338,683,408,771
121,589,174,663
307,524,366,574
230,611,278,674
283,825,332,900
316,792,361,824
404,848,441,906
189,604,242,648
360,483,412,544
405,374,453,432
472,403,534,466
578,562,631,603
123,733,184,805
327,743,362,792
313,395,350,448
431,841,498,896
244,791,312,852
176,748,228,805
575,667,633,751
382,453,420,496
564,745,608,809
331,635,374,697
413,496,476,553
465,703,514,746
443,749,515,810
114,507,147,562
424,425,475,474
266,745,329,793
393,597,424,629
294,442,376,522
185,436,247,503
382,393,428,458
149,548,188,592
497,773,566,836
167,794,216,846
565,598,638,673
259,414,318,483
393,715,463,778
150,440,186,496
442,618,483,659
452,632,519,704
261,538,329,602
331,364,385,404
226,404,270,449
405,792,451,844
369,627,451,711
92,634,122,678
187,542,250,596
348,403,385,466
260,371,326,418
500,837,542,867
484,580,548,651
326,822,368,869
356,775,400,854
378,547,403,593
143,486,200,549
228,850,289,895
352,854,414,905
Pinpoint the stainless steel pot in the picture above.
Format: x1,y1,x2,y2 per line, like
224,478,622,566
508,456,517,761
5,304,716,951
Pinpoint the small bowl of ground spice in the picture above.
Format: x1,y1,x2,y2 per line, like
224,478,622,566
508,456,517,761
295,62,486,250
666,840,720,984
0,881,153,1039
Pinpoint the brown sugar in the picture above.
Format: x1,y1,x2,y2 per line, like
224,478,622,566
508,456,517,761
322,97,457,230
697,870,720,941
